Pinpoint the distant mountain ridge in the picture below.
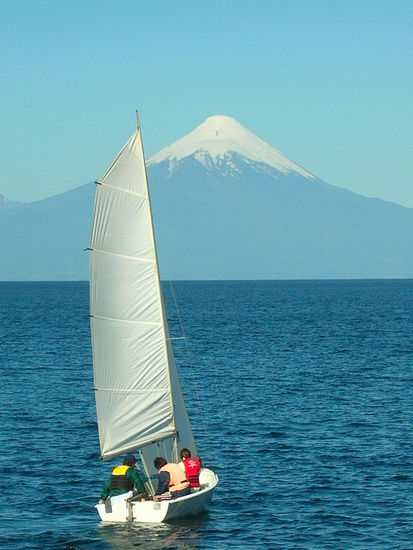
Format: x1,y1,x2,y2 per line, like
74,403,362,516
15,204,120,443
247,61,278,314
0,193,22,212
1,115,412,280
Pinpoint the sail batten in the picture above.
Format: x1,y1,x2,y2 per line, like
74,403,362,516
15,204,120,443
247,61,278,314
90,125,197,470
90,314,161,326
94,387,169,393
95,180,148,199
89,247,156,263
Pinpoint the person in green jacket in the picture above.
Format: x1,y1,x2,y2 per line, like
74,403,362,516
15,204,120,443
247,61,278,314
98,453,147,502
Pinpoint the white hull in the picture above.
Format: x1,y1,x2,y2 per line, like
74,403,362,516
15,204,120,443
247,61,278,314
96,468,218,523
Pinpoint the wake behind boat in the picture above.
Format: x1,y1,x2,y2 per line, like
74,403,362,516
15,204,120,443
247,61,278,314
89,114,218,523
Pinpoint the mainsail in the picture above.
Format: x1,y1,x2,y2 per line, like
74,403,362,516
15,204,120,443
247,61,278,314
89,121,197,473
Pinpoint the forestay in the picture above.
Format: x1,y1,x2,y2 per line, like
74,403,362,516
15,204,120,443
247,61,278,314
89,123,197,478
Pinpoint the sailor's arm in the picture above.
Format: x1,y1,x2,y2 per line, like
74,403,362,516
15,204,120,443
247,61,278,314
98,476,112,503
127,468,145,494
153,471,170,500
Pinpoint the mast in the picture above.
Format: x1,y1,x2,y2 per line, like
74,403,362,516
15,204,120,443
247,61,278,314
134,112,179,457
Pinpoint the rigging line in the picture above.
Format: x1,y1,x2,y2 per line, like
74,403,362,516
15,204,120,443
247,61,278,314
139,449,155,494
165,275,216,471
155,237,216,469
136,432,176,451
95,180,147,200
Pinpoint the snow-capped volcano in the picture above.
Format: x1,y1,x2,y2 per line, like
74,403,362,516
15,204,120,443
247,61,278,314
148,115,314,179
2,115,413,281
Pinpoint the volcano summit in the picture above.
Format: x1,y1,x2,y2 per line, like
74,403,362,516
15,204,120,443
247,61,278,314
149,115,313,180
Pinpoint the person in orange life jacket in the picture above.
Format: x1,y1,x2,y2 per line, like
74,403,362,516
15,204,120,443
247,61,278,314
153,456,190,501
178,448,201,488
98,453,148,503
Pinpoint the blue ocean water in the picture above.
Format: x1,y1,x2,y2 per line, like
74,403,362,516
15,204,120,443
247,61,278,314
0,280,412,549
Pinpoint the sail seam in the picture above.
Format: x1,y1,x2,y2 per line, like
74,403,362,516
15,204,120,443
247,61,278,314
96,180,147,199
94,387,168,393
89,247,155,263
90,314,161,326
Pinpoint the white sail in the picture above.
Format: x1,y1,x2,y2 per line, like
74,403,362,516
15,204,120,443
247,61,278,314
89,124,196,465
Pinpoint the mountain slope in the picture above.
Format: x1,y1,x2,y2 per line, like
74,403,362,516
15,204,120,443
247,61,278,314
0,184,94,280
149,158,413,279
1,115,412,280
0,193,22,212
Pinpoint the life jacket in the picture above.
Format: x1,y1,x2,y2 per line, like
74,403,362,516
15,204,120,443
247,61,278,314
109,464,133,492
182,457,201,487
159,463,190,492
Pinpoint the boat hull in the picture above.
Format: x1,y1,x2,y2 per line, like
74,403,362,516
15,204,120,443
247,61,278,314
95,468,218,523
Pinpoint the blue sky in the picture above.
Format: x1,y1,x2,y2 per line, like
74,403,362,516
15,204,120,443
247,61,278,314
1,0,412,206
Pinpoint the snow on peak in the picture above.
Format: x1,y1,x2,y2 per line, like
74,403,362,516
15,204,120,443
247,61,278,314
147,115,314,179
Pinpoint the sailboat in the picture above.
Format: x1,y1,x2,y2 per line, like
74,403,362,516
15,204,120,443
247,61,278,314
89,114,218,522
